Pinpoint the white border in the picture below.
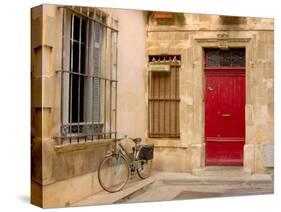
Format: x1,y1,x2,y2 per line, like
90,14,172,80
0,0,279,211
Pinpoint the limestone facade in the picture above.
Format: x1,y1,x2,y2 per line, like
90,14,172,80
31,5,274,208
145,14,274,175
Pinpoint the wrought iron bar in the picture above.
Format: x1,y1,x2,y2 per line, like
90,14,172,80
56,131,118,139
158,72,161,134
97,21,102,139
69,13,74,144
62,6,118,32
77,11,82,143
148,67,151,137
169,64,171,136
60,7,65,144
104,79,107,139
56,70,117,81
91,13,96,141
85,7,90,142
109,30,113,138
114,29,118,140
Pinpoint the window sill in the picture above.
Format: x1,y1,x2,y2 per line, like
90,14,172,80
54,139,113,153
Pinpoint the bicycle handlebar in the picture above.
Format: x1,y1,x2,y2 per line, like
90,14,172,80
114,134,135,142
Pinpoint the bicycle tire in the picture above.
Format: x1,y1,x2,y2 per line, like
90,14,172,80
98,154,129,193
137,159,152,179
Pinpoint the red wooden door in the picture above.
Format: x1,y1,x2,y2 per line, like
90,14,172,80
204,48,245,165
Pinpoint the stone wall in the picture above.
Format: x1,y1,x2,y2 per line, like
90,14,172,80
31,5,147,208
146,13,274,174
30,5,112,207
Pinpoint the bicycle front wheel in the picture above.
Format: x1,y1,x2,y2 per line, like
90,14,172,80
98,154,129,193
137,160,152,179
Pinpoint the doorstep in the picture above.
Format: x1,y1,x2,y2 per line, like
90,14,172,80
192,166,251,177
160,169,273,185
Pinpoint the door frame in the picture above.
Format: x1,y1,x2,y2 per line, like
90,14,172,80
192,34,255,172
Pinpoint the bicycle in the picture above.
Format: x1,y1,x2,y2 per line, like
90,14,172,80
98,135,154,193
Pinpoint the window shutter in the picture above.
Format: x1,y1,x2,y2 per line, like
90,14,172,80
148,56,180,138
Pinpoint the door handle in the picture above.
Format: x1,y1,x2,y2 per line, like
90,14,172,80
222,113,231,117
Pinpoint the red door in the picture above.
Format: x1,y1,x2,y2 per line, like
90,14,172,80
204,48,245,165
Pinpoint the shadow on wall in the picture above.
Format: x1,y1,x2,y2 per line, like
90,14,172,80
220,16,247,25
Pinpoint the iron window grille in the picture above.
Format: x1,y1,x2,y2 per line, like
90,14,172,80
148,55,181,138
57,6,118,144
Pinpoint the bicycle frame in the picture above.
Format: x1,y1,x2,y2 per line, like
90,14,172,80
113,140,142,173
118,143,135,162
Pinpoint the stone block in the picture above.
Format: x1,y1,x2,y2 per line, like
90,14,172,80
175,32,185,40
42,46,54,77
42,108,52,139
54,142,111,181
157,32,175,40
42,138,55,185
199,15,212,22
42,76,54,108
152,147,190,172
32,6,56,49
246,126,255,144
32,108,43,139
262,143,274,167
191,143,205,169
32,16,42,49
31,180,43,207
43,173,95,208
246,104,254,126
255,125,266,144
243,144,254,173
31,138,43,183
31,78,42,108
255,144,267,173
32,47,43,77
43,15,55,48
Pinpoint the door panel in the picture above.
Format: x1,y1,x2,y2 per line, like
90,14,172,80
205,70,245,165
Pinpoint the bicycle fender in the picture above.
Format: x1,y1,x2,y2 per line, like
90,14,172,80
105,152,114,157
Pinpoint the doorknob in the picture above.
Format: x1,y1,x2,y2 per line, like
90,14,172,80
222,113,231,117
207,86,214,91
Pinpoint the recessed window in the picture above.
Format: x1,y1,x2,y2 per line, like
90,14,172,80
59,7,118,144
148,55,180,138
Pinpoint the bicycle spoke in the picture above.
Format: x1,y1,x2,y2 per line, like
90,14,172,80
98,155,129,192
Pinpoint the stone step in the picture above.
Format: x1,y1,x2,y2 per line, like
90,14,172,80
156,172,273,185
192,166,252,177
72,175,155,206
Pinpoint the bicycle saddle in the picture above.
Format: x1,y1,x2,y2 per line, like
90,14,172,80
132,138,142,144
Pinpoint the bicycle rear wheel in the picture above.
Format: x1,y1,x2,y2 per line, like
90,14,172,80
137,160,152,179
98,154,129,193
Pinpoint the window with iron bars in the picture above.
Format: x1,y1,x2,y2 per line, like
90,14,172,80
58,7,118,144
148,55,181,138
